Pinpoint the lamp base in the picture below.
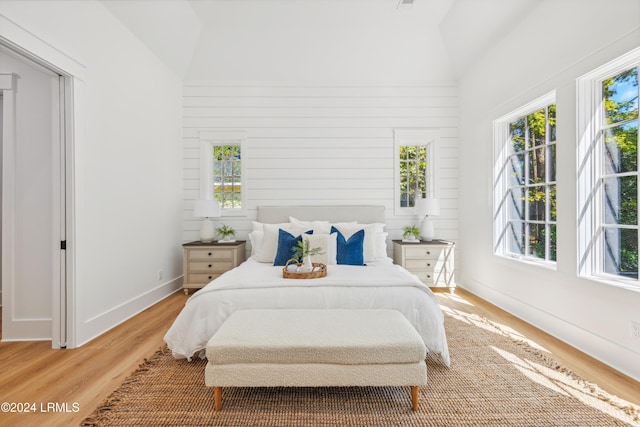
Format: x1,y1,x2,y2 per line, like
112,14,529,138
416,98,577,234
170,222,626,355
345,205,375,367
200,218,216,243
420,217,435,241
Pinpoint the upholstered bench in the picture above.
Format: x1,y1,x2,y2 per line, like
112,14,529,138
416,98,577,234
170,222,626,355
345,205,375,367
204,308,427,411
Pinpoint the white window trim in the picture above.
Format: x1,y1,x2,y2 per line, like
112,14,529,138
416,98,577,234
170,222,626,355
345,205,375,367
493,91,556,267
577,47,640,291
393,129,439,216
199,130,247,216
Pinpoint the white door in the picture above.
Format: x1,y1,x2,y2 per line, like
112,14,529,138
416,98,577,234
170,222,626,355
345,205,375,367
1,48,65,344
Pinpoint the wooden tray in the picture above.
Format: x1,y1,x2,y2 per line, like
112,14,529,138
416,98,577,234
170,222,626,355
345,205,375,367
283,259,327,279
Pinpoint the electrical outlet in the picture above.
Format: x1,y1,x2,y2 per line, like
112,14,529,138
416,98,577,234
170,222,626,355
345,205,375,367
157,270,163,281
632,321,640,339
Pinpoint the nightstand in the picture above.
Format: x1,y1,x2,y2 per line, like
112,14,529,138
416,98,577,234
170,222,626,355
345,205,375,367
182,241,246,295
392,240,455,292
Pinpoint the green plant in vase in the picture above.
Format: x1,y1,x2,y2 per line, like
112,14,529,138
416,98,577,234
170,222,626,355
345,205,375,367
291,240,323,272
215,224,236,242
403,225,421,242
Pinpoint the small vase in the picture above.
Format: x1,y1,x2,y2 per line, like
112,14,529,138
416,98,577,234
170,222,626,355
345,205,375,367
303,255,313,272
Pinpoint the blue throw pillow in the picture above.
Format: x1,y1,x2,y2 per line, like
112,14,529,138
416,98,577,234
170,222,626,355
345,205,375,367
331,226,365,266
273,229,313,266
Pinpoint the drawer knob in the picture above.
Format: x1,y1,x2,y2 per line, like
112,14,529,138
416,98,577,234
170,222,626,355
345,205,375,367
426,263,432,267
208,252,212,256
208,264,212,268
208,275,212,279
426,251,431,255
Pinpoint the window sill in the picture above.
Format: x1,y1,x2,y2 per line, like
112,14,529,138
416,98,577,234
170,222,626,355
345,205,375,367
220,209,247,218
495,253,557,271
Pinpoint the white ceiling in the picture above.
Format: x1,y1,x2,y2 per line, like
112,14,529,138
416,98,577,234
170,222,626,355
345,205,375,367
101,0,537,81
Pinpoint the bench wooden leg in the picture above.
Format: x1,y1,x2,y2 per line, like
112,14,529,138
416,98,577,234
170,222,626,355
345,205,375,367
411,386,419,411
214,387,222,411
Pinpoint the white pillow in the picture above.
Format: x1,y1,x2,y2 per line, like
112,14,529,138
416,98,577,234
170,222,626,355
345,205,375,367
302,233,337,265
258,223,311,263
375,232,390,260
331,223,385,262
289,216,331,234
252,221,290,232
248,230,264,259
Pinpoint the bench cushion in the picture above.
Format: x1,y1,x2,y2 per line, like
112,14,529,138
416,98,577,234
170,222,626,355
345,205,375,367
206,309,427,365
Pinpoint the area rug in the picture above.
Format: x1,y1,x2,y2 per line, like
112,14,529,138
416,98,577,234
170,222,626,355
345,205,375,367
82,301,640,426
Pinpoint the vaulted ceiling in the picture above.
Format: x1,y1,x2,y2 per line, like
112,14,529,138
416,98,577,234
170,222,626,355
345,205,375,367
101,0,537,81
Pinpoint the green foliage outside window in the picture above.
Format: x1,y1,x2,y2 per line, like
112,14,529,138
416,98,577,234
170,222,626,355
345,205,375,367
213,145,242,209
602,67,639,278
507,104,557,262
399,145,427,207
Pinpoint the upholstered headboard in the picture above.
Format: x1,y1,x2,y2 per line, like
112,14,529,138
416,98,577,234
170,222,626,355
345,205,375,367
257,205,385,224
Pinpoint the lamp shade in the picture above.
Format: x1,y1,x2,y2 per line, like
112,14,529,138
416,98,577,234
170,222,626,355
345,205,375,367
194,199,221,218
415,197,440,217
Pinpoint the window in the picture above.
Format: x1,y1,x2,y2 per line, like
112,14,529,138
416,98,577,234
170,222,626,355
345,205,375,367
494,94,557,264
578,48,640,287
212,144,242,209
394,129,438,214
399,145,427,208
199,131,246,213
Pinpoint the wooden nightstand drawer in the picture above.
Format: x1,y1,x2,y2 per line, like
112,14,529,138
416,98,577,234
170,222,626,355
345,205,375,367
411,271,435,284
188,261,234,272
182,241,246,295
188,273,223,284
405,259,439,271
189,248,234,261
393,240,455,292
404,246,443,260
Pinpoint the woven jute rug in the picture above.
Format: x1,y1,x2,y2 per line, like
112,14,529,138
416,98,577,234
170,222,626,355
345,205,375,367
83,298,640,426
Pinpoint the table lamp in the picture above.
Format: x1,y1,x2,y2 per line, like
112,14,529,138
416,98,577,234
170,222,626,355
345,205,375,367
194,199,221,243
415,197,440,241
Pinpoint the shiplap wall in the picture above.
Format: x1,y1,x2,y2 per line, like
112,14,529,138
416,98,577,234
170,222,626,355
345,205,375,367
183,83,459,253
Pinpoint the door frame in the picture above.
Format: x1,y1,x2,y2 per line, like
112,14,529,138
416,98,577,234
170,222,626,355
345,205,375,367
0,16,80,348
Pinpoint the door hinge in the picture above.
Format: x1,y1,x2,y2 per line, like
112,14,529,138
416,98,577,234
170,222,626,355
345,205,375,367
61,240,67,250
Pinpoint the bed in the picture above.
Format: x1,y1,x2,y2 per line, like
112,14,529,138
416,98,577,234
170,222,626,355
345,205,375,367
164,205,450,367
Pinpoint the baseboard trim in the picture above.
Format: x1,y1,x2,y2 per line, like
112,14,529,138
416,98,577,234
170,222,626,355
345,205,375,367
460,279,640,382
76,276,183,348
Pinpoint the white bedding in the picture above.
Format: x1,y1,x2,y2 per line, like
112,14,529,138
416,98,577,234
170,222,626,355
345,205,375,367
164,258,450,366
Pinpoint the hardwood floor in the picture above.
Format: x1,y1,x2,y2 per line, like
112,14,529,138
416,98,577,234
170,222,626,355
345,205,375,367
0,288,638,427
0,291,186,427
440,288,640,407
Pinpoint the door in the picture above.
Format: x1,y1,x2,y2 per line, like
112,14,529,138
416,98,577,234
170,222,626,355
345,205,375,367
1,48,67,345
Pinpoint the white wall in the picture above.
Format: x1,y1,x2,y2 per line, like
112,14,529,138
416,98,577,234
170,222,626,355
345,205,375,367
182,82,460,250
0,1,184,346
458,0,640,380
182,1,460,251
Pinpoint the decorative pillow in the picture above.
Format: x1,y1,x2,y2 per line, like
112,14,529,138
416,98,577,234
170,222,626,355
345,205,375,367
252,221,290,232
289,216,332,234
375,232,390,260
331,226,365,266
273,229,313,266
248,230,264,259
302,233,337,265
258,223,299,263
331,223,384,262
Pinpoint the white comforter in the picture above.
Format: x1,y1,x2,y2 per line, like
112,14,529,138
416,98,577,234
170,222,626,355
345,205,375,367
164,259,450,366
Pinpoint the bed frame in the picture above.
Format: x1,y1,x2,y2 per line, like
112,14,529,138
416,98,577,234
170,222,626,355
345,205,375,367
257,205,385,224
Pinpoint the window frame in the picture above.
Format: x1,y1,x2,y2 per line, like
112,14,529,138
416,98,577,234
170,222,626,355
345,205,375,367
199,131,247,216
393,129,439,216
493,92,557,267
577,47,640,290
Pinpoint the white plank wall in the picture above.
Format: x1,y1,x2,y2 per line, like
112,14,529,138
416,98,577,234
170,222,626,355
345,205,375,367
182,82,459,255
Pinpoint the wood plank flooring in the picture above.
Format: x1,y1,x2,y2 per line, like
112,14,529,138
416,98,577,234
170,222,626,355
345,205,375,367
0,288,638,427
0,291,186,427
